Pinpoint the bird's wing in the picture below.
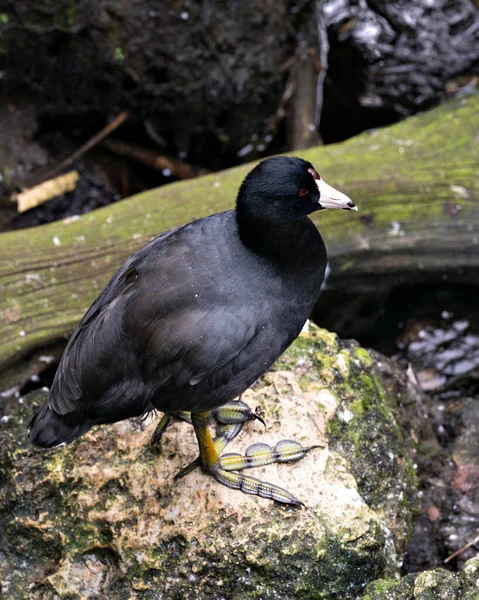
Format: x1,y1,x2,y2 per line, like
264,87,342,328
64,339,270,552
47,216,264,416
47,224,185,416
133,303,261,389
47,256,139,415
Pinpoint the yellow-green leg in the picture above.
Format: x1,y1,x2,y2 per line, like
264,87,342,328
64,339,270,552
151,411,192,449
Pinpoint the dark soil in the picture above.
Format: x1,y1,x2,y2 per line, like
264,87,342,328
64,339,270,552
1,0,477,232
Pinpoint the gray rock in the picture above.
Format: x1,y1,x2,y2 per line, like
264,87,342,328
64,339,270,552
363,556,479,599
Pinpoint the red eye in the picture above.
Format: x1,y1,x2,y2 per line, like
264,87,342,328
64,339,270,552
308,167,321,180
298,188,309,197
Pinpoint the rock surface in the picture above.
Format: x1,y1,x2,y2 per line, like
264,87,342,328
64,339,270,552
363,556,479,599
0,325,418,599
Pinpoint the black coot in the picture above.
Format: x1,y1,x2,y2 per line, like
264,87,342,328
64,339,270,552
29,156,357,504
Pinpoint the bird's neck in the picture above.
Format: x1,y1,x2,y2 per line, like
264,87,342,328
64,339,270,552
236,211,322,264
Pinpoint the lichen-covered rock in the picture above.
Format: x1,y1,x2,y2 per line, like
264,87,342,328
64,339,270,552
363,556,479,600
0,325,418,599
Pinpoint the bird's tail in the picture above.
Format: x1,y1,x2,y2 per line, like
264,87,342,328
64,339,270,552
27,390,89,448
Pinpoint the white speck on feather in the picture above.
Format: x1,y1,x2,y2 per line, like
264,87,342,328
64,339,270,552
213,181,221,188
19,330,26,337
52,236,61,246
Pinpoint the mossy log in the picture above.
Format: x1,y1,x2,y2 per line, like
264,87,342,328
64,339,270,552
0,96,478,385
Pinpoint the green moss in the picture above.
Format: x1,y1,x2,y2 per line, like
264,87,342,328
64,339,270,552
362,578,402,599
0,165,11,184
417,436,441,459
326,339,418,551
354,347,373,368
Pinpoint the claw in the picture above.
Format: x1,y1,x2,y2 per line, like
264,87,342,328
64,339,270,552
253,411,266,428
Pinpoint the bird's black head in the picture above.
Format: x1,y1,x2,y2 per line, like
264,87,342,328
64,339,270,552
236,156,357,222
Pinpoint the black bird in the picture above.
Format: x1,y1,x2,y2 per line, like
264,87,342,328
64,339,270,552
29,156,357,505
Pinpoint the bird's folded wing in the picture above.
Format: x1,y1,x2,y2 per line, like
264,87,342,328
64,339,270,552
47,266,264,416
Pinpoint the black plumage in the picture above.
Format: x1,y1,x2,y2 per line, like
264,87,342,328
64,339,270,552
29,156,356,503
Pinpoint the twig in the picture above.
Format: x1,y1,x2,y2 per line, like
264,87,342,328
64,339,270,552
102,140,209,180
444,533,479,563
25,111,129,187
11,171,80,213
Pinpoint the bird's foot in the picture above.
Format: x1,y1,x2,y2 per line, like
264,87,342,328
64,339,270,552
173,399,265,475
175,410,319,506
199,463,306,506
150,399,262,450
218,439,318,471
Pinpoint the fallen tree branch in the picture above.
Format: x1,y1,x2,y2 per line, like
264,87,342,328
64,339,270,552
102,140,209,179
25,111,129,188
0,95,478,386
